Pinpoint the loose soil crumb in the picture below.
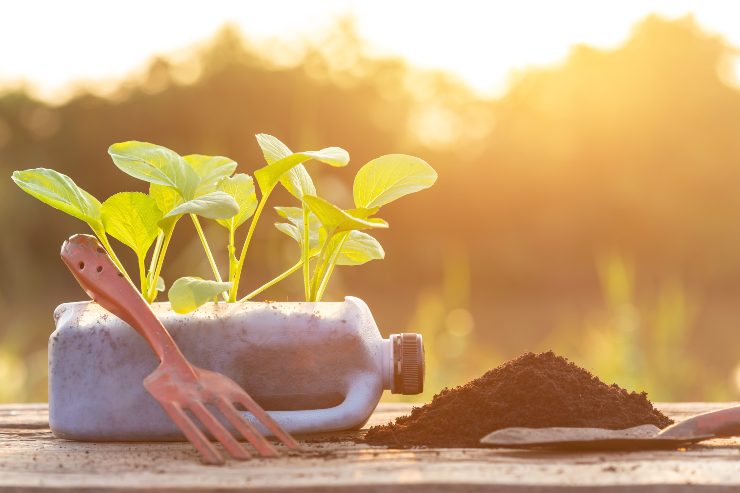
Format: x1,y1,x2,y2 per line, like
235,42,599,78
365,351,673,448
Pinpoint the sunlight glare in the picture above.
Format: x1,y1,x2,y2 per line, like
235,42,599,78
3,1,740,102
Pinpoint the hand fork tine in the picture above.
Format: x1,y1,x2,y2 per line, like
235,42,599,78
233,390,301,449
187,401,251,460
161,402,224,465
60,234,301,464
215,398,279,457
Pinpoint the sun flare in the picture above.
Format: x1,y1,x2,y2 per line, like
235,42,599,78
3,1,740,102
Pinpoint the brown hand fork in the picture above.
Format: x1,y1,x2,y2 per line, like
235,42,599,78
60,234,300,464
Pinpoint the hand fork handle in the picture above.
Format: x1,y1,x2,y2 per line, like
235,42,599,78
60,234,298,463
60,234,192,372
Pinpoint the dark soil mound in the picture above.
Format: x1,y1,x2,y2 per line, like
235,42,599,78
365,351,673,448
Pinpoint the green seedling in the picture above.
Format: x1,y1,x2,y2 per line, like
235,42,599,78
11,134,436,311
274,205,386,301
109,143,240,303
233,134,349,302
270,151,437,302
101,192,162,294
11,168,130,280
298,154,437,301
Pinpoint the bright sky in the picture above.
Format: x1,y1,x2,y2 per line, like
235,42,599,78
3,1,740,102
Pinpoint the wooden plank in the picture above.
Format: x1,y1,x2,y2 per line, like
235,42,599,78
0,403,738,492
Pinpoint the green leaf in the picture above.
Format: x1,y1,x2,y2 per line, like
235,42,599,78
346,207,380,220
275,222,301,244
11,168,103,231
149,184,182,215
281,165,316,200
275,206,321,253
108,141,199,199
184,154,237,195
336,231,385,266
156,276,165,292
353,154,437,209
149,184,183,230
254,134,317,199
275,206,310,225
254,134,349,195
275,220,321,255
302,195,388,233
101,192,162,259
164,191,239,220
256,133,293,163
168,277,232,314
215,174,257,230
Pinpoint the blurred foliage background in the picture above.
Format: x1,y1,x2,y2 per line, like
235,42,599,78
1,15,739,403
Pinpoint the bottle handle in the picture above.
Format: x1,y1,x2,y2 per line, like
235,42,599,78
239,373,382,435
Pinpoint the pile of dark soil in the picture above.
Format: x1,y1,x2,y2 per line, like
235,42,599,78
365,351,672,448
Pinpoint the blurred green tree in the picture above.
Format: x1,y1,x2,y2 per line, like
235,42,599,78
1,15,739,402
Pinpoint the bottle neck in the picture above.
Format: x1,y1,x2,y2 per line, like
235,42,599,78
381,338,394,391
381,333,425,395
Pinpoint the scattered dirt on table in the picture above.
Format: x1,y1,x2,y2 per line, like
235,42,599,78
365,351,673,448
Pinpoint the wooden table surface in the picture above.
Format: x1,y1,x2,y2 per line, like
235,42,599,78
1,402,738,492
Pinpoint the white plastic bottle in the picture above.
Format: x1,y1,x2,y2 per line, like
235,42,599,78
49,296,424,440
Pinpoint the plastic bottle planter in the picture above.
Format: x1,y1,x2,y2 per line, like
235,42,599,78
49,296,424,440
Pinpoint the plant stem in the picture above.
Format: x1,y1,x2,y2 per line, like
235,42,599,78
190,214,222,282
309,229,335,301
230,190,272,301
96,230,131,283
147,231,164,289
228,224,237,281
239,260,303,302
138,255,148,295
302,206,311,300
314,232,349,302
190,214,229,302
146,222,175,302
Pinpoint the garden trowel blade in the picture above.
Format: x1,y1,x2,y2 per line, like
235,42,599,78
480,424,700,450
